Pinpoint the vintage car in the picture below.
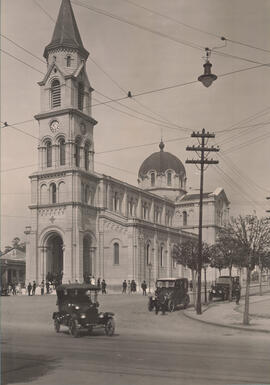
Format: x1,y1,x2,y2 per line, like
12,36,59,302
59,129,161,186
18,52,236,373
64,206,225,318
52,284,115,338
209,276,241,301
148,278,190,312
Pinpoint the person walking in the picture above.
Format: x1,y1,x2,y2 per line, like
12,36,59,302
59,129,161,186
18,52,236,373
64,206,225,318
101,279,107,294
27,282,32,296
127,280,131,295
32,281,36,295
141,280,147,296
97,277,101,290
46,280,50,294
122,280,127,294
40,280,45,295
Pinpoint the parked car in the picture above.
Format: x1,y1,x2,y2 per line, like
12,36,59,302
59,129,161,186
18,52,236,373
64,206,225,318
52,284,115,338
148,278,190,312
209,276,240,301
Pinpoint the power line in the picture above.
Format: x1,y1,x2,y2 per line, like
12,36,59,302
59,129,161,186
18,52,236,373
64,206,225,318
0,48,44,75
0,33,46,64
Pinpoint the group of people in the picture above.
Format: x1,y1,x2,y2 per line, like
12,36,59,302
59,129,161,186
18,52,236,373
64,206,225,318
122,280,148,295
83,275,108,294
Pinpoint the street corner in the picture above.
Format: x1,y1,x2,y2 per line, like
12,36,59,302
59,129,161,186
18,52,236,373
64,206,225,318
183,299,270,333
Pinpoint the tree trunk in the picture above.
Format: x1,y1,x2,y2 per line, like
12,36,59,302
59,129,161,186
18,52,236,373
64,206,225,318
191,269,197,309
259,265,263,296
243,267,251,325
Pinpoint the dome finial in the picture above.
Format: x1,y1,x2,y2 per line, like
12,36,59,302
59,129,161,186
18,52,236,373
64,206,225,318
159,140,165,151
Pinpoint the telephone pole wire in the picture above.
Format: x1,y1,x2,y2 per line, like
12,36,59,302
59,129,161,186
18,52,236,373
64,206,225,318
186,128,219,315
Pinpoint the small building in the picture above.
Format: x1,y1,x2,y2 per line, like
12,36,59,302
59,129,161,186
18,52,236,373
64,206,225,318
0,248,26,287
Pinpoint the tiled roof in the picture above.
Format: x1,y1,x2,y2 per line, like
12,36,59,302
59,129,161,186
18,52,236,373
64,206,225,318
43,0,89,59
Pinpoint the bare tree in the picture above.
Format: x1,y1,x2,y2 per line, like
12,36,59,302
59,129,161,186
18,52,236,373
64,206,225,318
221,215,270,325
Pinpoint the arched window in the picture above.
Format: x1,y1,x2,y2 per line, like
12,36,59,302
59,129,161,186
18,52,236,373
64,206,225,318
84,143,90,170
66,55,71,67
50,183,57,204
75,138,81,167
40,184,48,204
84,185,90,204
150,172,155,187
51,79,61,108
113,192,118,211
160,245,164,267
59,138,65,166
81,183,84,202
58,182,65,203
46,141,52,167
113,243,119,265
78,82,84,111
183,211,187,226
167,171,172,186
146,244,150,265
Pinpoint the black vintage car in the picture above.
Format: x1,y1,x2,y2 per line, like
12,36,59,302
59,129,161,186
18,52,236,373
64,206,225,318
148,278,190,312
209,276,241,301
52,284,115,338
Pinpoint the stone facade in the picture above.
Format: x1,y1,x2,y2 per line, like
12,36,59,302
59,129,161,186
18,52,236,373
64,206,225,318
25,0,230,288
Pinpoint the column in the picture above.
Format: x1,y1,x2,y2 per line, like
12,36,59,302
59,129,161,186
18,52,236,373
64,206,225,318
122,189,127,216
137,194,142,219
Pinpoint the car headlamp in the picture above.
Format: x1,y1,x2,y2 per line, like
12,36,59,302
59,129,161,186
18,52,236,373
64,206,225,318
75,306,80,310
99,313,104,318
80,314,86,319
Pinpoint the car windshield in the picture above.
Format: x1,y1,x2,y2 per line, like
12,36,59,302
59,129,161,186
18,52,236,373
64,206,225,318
216,277,231,285
60,289,97,304
156,280,175,288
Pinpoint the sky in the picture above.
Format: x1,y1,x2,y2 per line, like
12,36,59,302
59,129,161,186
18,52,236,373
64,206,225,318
1,0,270,249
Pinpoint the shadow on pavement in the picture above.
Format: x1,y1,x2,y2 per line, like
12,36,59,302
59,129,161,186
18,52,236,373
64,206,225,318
1,352,59,385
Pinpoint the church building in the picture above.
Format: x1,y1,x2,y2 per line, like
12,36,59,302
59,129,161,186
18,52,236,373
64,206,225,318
25,0,230,288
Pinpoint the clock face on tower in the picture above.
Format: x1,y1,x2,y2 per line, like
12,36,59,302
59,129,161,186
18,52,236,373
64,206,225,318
50,120,59,133
80,122,86,135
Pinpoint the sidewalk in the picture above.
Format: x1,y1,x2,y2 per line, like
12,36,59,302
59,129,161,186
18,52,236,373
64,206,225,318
183,294,270,333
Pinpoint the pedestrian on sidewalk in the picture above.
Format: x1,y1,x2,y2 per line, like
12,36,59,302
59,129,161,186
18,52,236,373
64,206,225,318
122,280,127,294
141,280,147,296
101,279,107,294
127,280,131,295
40,280,45,295
32,281,36,295
27,282,32,296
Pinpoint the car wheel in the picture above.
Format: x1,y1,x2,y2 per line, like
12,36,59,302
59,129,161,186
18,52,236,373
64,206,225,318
167,300,175,312
69,319,80,338
183,294,190,309
54,318,60,333
105,318,115,336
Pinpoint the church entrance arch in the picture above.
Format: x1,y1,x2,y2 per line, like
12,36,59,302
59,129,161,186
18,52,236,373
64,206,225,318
83,236,92,282
45,232,63,284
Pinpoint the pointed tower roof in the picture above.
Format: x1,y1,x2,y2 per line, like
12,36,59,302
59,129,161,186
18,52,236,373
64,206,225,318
43,0,89,60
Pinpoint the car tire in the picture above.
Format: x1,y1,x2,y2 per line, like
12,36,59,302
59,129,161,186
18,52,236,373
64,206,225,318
167,300,175,312
54,318,60,333
69,319,80,338
105,318,115,336
183,294,190,309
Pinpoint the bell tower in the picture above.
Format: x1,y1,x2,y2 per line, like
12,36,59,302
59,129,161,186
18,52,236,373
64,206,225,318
26,0,98,285
36,0,97,173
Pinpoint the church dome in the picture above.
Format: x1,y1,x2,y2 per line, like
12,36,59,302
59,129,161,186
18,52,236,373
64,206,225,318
138,141,186,179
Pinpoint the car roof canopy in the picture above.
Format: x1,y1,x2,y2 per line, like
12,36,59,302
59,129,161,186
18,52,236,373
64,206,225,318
56,283,100,292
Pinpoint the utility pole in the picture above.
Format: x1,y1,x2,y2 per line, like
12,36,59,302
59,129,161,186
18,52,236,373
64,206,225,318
186,128,219,315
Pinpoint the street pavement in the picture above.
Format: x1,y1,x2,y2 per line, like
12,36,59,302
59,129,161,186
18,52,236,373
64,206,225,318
1,293,270,385
184,294,270,333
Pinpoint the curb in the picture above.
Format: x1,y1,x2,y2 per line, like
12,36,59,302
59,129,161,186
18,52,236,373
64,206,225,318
183,308,270,334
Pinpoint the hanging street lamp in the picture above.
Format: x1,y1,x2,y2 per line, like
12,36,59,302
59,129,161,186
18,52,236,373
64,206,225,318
198,48,217,88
